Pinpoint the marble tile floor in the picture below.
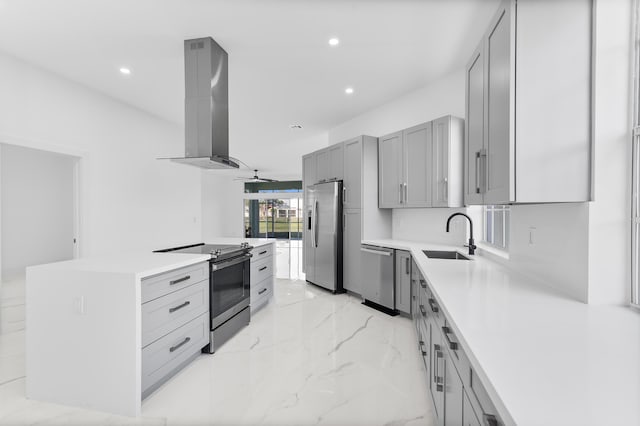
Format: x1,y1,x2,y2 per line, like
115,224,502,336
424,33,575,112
0,276,433,425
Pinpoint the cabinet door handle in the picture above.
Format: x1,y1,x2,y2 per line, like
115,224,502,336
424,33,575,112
258,288,267,295
404,183,408,204
442,326,458,350
420,279,427,289
482,414,498,426
169,275,190,285
399,183,403,203
169,336,191,353
475,151,481,194
259,250,267,255
428,298,439,313
259,266,268,271
443,177,448,201
405,257,410,274
343,186,347,204
480,148,488,194
169,300,191,313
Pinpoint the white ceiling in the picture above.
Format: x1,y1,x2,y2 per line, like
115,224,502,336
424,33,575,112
0,0,499,179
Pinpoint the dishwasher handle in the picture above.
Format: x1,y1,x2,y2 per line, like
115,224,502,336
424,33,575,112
360,247,393,256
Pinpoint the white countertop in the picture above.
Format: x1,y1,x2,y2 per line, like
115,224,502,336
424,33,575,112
363,239,640,426
27,252,211,280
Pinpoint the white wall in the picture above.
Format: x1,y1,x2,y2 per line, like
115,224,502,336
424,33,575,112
325,0,634,305
328,70,465,144
1,144,76,279
586,0,633,305
201,173,245,240
0,52,202,256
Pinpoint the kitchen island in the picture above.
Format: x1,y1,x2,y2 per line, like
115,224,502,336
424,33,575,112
363,239,640,426
25,252,211,417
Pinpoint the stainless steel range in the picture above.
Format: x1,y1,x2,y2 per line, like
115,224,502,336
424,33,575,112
154,242,252,353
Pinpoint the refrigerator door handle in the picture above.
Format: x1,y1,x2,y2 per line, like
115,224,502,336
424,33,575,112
314,201,319,248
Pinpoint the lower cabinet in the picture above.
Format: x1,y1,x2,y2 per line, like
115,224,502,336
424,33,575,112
395,250,411,315
250,243,274,313
412,262,503,426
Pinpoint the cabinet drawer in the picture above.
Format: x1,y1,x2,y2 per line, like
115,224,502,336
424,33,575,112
141,313,209,393
251,256,273,284
251,276,273,312
142,262,208,303
251,275,273,302
142,280,209,347
251,244,273,263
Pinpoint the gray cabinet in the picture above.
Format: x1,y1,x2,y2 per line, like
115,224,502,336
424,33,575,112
315,143,344,183
379,118,464,209
432,116,464,208
343,209,362,294
395,250,411,315
378,131,403,208
303,153,316,191
411,255,505,426
343,138,362,209
464,0,592,204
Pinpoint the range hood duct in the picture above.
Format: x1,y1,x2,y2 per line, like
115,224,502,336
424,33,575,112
167,37,240,169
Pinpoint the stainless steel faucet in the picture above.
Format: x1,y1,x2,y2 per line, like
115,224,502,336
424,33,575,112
446,213,476,255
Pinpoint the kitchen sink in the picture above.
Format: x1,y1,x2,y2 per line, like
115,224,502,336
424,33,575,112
423,250,470,260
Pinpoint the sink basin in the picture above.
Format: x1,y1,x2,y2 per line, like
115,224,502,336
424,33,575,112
423,250,470,260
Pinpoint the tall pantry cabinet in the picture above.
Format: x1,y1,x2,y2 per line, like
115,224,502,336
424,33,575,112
302,136,391,296
465,0,593,204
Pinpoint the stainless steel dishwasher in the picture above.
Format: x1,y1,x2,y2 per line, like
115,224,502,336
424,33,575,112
360,244,395,312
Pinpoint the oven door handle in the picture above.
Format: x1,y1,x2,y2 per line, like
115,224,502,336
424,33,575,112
211,253,252,270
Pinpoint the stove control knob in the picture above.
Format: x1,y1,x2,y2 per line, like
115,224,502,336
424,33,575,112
214,249,222,255
241,242,249,249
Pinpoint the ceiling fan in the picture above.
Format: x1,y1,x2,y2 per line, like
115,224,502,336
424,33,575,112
234,169,279,183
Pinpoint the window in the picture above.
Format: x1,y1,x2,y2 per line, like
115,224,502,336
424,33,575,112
483,205,510,250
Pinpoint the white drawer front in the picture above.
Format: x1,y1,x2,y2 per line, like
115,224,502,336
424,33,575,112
141,313,209,393
142,262,208,303
251,244,273,263
142,280,209,347
250,256,273,285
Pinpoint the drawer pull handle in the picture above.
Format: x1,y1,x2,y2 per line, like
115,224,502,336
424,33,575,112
169,301,191,313
420,279,426,289
259,266,268,271
169,336,191,353
259,250,267,255
442,326,458,350
483,414,498,426
419,305,427,317
170,275,190,285
428,298,439,313
258,288,268,295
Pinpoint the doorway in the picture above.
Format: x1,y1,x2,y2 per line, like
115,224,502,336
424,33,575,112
0,143,79,334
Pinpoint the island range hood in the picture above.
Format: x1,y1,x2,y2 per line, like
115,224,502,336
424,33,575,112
164,37,240,169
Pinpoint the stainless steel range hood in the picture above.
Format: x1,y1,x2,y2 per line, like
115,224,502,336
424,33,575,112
165,37,239,169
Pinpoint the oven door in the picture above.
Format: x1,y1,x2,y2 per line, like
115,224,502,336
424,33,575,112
210,253,251,328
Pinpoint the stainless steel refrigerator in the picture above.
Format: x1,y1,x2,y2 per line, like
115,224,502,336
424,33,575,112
304,181,343,293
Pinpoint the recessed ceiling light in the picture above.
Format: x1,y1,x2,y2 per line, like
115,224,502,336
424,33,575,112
289,124,303,130
328,38,340,46
119,67,131,75
345,87,354,95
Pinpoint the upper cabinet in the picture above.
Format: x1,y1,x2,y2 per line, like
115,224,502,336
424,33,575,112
464,0,592,205
379,116,464,208
315,143,344,183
